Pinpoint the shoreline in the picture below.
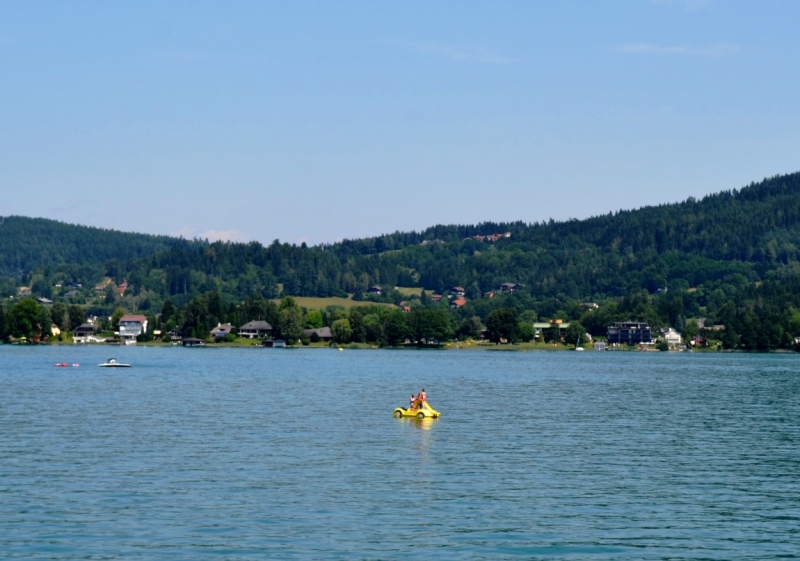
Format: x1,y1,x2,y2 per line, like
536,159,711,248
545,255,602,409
4,341,785,353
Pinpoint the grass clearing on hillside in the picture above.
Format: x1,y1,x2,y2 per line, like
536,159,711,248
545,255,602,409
273,296,393,310
396,287,423,297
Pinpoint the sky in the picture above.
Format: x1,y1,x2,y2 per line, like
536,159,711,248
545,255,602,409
1,1,799,245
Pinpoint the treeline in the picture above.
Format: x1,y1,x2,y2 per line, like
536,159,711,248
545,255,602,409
0,216,199,284
5,172,800,350
5,267,800,350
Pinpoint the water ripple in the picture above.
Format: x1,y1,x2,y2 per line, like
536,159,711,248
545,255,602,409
1,346,799,559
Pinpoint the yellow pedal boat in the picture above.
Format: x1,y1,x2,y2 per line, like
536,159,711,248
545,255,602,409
394,403,440,419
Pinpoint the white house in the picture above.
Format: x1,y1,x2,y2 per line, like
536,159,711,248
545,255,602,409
663,328,682,347
118,314,148,341
238,320,273,339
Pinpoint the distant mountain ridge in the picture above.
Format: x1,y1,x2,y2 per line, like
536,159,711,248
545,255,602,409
0,216,199,277
4,172,800,305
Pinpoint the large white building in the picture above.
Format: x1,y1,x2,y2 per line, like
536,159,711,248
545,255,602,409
118,314,148,341
663,328,682,347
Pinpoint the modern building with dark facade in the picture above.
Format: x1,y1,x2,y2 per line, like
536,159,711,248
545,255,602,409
607,321,652,345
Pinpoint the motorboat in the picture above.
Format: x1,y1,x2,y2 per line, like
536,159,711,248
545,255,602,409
394,402,440,419
98,358,130,368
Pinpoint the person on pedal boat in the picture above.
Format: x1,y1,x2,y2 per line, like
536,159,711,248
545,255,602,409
413,388,427,410
409,393,417,411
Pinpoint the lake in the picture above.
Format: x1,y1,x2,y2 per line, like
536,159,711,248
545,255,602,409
1,345,799,559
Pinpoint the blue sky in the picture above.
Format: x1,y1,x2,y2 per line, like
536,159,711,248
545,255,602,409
1,1,799,244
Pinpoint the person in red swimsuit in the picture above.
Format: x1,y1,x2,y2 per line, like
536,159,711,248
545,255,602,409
413,388,427,410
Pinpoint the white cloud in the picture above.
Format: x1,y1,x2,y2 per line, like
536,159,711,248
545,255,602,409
171,226,246,242
199,229,246,242
616,43,739,57
385,40,513,64
171,226,196,239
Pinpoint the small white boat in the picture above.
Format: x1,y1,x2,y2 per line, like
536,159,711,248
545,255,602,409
98,358,130,368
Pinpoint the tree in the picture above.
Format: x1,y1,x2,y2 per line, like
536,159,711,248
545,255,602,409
349,310,366,343
111,307,126,330
278,307,303,343
384,310,408,346
51,302,68,330
517,322,535,342
486,308,518,343
458,316,482,339
420,290,430,307
8,298,40,338
206,291,225,323
720,324,739,349
161,300,176,322
105,285,116,305
37,305,53,339
740,311,758,350
408,308,452,343
564,320,586,346
331,318,353,344
682,319,699,341
279,296,298,310
544,323,562,344
304,310,323,329
68,305,86,330
364,314,383,342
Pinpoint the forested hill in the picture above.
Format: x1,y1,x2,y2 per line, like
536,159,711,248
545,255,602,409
336,171,800,263
5,172,800,305
0,216,198,278
111,171,800,302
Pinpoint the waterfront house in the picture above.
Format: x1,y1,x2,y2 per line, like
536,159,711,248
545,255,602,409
431,294,442,303
302,327,333,342
238,320,273,339
118,314,148,341
451,286,466,296
607,321,652,345
368,285,382,295
210,323,234,338
36,297,53,305
72,323,98,343
691,336,708,347
263,339,287,348
73,323,96,338
182,337,205,347
533,321,571,340
663,328,682,347
594,341,607,351
450,298,467,309
483,291,495,299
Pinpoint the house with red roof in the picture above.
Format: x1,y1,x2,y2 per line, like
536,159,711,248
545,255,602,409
118,314,148,341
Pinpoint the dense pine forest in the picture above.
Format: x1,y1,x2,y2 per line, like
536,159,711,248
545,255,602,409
4,171,800,350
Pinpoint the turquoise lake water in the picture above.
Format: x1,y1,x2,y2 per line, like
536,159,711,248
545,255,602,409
1,345,799,559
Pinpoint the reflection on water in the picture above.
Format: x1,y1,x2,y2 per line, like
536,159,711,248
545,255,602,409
1,346,799,559
394,416,437,430
411,417,436,430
